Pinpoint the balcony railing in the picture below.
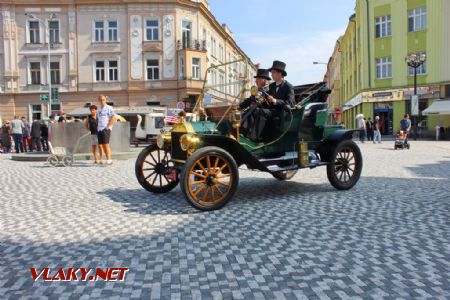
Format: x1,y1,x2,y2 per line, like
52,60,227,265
177,39,207,51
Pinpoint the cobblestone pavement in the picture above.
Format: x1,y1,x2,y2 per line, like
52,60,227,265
1,141,450,299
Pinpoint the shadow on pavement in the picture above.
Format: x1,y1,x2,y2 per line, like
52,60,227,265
406,159,450,180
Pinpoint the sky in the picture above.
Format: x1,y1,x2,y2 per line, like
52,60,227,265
208,0,356,85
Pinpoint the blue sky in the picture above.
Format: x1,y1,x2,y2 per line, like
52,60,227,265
208,0,355,85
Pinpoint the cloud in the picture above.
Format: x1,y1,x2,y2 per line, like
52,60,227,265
235,28,345,85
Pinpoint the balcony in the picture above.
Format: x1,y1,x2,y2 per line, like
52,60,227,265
177,39,207,51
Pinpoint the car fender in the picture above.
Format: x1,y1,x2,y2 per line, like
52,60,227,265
316,129,358,162
199,135,268,171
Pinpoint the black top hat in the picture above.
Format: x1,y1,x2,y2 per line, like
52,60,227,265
254,69,271,80
268,60,287,76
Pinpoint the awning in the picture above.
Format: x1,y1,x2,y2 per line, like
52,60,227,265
422,100,450,115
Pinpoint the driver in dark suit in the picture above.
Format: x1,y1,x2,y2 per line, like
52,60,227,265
267,60,295,109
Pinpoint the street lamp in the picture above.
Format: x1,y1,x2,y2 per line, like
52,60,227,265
405,53,426,140
26,13,56,118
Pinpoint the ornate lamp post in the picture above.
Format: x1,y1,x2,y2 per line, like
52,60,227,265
405,53,426,140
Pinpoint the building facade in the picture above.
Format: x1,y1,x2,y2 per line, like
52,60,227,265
336,0,450,135
0,0,256,121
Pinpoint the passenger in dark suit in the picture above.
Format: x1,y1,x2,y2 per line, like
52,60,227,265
238,69,272,142
267,60,295,108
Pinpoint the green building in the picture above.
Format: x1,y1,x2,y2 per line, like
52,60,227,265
338,0,450,136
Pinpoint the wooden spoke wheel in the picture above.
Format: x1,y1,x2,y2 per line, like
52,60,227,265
180,147,238,211
135,144,179,194
326,140,362,190
272,169,298,181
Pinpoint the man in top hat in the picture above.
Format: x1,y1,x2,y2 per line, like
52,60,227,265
267,60,295,108
239,68,272,141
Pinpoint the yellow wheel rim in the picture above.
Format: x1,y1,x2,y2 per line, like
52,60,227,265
187,154,232,207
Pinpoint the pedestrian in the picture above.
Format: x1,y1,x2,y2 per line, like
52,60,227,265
366,117,373,141
1,120,12,153
49,114,56,124
21,116,31,152
10,115,24,153
97,95,116,165
373,116,382,143
58,113,66,123
84,104,103,164
30,119,42,151
40,121,49,151
357,114,366,143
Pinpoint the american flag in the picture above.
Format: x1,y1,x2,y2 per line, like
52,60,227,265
164,109,179,124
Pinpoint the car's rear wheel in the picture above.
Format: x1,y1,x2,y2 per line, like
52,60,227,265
272,170,298,181
135,144,179,193
180,147,238,211
327,140,362,190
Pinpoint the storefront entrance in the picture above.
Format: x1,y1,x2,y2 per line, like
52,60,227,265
374,102,393,135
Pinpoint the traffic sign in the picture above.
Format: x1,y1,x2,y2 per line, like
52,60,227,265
40,94,49,102
176,102,185,110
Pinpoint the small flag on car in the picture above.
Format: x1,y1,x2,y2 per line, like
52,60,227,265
164,109,179,124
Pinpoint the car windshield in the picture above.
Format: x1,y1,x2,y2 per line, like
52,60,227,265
189,59,253,126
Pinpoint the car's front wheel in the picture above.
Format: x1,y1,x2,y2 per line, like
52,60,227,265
326,140,362,190
180,147,239,211
135,144,179,193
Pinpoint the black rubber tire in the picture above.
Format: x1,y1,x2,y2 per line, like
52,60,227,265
180,147,239,211
135,144,179,194
327,140,363,190
272,169,298,181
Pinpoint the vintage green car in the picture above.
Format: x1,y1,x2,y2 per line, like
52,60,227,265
135,80,362,211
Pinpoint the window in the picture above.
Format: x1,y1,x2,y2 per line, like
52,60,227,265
182,21,191,48
376,57,392,79
375,15,391,38
179,56,185,79
219,72,225,93
145,20,159,41
211,38,217,57
50,62,60,84
30,62,41,84
146,59,160,80
94,20,118,42
30,104,42,120
29,21,40,44
95,59,119,82
192,58,201,80
49,20,60,44
108,60,118,81
95,21,104,42
95,61,105,81
408,52,427,76
218,44,224,62
408,7,426,32
108,21,118,41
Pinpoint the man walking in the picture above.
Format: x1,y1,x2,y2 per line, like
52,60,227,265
373,116,382,143
21,116,31,152
10,116,25,153
366,117,374,142
97,95,116,165
30,119,42,151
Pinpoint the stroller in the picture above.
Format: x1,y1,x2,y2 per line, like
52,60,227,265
47,133,90,167
394,130,410,150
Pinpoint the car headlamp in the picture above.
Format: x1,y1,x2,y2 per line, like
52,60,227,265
180,134,200,152
157,133,171,149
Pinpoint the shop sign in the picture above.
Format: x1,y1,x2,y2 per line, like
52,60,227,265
372,92,392,98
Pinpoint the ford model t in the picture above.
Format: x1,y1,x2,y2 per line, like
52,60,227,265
135,62,362,211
